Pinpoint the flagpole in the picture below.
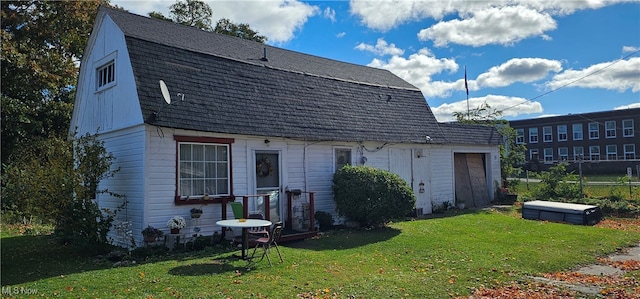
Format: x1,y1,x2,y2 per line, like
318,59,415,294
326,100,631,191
465,66,469,120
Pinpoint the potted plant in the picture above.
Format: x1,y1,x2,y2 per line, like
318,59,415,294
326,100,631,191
141,225,164,243
190,207,203,218
167,216,186,234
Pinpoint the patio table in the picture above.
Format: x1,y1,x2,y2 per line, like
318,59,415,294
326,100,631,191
216,219,272,259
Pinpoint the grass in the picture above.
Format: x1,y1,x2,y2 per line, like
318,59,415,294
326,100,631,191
514,181,638,199
2,209,640,298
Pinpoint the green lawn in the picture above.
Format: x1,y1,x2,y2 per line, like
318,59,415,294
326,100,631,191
2,210,639,298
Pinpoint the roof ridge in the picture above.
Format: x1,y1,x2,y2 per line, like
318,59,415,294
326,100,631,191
100,6,419,90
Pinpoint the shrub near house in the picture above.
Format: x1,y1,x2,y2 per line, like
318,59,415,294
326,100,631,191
333,165,416,227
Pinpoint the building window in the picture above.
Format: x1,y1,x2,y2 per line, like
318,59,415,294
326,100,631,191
572,123,583,140
530,149,539,161
606,145,617,160
573,146,584,161
544,148,553,163
175,136,233,199
623,119,634,137
96,61,116,90
605,121,616,138
515,129,524,144
543,126,552,142
529,128,538,143
589,146,600,161
557,125,567,141
335,148,352,171
624,144,636,160
589,122,599,139
558,147,568,161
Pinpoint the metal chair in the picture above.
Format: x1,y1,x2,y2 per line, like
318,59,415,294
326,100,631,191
250,222,283,266
247,213,269,238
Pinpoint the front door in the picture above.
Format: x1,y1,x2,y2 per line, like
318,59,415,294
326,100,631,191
255,151,281,223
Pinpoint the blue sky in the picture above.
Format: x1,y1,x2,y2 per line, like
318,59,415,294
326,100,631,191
112,0,640,122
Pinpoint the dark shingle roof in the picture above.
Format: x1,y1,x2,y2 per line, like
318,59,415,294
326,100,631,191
437,123,503,145
100,7,498,145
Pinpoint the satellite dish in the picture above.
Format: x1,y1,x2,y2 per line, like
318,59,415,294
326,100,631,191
159,80,171,104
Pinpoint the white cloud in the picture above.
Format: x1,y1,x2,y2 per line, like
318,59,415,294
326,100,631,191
546,57,640,92
324,7,336,22
349,0,452,31
112,0,319,44
112,0,172,16
417,6,557,47
336,32,346,38
355,38,404,56
475,58,563,88
431,94,543,122
623,45,640,53
350,0,625,32
367,48,459,98
614,102,640,109
209,0,319,44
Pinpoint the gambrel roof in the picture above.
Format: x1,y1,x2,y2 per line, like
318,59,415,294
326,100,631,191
99,7,499,145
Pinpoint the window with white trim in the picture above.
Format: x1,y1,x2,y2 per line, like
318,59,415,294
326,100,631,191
606,145,617,160
623,119,634,137
530,149,539,161
605,121,616,138
573,146,584,161
543,126,552,142
572,123,583,140
589,122,599,139
558,147,568,161
589,145,600,161
515,129,524,144
176,137,232,199
557,125,567,141
624,144,636,160
335,148,352,171
544,148,553,163
529,127,538,143
95,52,117,91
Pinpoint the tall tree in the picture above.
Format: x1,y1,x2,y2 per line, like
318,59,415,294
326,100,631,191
1,0,106,164
170,0,212,31
214,18,266,43
149,0,266,43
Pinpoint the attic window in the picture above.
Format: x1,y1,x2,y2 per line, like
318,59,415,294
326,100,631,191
95,51,117,91
97,61,115,89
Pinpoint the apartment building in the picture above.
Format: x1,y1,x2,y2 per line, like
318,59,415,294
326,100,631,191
509,108,640,174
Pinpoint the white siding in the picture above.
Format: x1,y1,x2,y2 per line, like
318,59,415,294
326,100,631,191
429,148,456,205
97,123,500,247
70,14,143,136
96,125,146,247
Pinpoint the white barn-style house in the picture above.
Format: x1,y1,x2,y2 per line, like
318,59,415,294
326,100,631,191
70,7,502,246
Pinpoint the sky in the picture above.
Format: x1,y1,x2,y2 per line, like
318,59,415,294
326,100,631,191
111,0,640,122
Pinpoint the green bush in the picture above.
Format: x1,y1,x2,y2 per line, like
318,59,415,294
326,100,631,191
332,165,416,227
531,164,581,200
2,133,123,248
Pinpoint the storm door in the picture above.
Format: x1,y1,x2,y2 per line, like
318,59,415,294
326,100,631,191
254,151,281,223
